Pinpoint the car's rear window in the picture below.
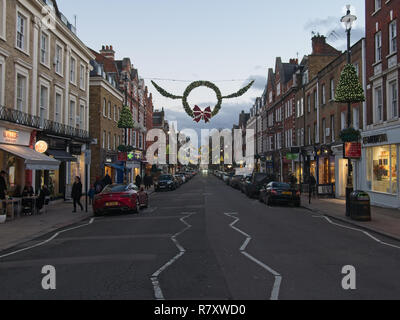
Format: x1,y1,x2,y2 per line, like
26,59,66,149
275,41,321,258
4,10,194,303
103,185,127,193
159,175,172,180
273,183,291,190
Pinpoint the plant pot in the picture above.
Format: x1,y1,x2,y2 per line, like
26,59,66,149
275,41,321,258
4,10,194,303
0,215,6,224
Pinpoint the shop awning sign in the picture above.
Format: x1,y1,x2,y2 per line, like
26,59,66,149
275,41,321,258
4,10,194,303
344,142,362,159
35,140,48,154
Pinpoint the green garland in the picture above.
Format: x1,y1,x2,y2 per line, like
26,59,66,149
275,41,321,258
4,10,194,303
335,64,365,103
152,80,254,120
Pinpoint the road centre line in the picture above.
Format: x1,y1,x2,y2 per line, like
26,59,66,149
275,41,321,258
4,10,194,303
224,212,282,301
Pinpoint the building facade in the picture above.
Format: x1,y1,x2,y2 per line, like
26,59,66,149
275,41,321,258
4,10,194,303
0,0,93,199
361,0,400,208
89,53,124,185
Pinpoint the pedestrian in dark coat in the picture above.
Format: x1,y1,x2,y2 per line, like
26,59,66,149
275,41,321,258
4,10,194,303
135,175,142,188
0,171,7,200
144,174,151,190
94,176,104,194
103,173,112,187
71,177,83,213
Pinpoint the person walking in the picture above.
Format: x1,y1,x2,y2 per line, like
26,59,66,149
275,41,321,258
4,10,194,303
88,184,95,205
94,176,104,195
135,174,142,188
309,174,317,204
0,171,7,215
71,176,83,213
103,173,112,187
144,174,151,190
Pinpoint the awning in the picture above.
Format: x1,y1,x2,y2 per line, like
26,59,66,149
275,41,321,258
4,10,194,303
47,149,77,162
105,163,125,171
0,144,60,171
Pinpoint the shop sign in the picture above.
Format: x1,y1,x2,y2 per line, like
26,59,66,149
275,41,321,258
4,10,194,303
70,145,82,155
118,152,127,162
0,128,30,146
344,142,362,159
3,130,19,143
35,140,48,153
266,161,274,169
286,153,299,161
363,134,388,145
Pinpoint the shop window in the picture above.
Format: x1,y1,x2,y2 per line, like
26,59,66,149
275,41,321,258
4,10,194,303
367,145,398,194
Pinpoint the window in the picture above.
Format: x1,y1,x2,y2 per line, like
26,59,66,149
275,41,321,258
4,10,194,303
353,107,360,130
139,133,143,149
389,80,398,119
374,0,381,12
330,79,335,100
322,118,326,144
39,85,49,120
55,92,62,123
114,135,116,151
40,32,50,66
132,131,137,148
354,63,360,77
55,44,63,75
80,64,86,90
118,108,120,121
108,132,111,150
314,123,318,144
296,100,300,118
321,84,326,105
389,20,397,54
102,131,106,149
269,91,273,104
277,83,281,96
330,115,335,142
103,99,106,117
341,111,346,130
307,126,311,145
307,94,311,113
375,32,382,62
114,105,117,121
16,73,27,112
108,102,111,119
301,98,304,116
375,86,383,122
69,100,76,126
0,0,5,40
70,57,76,84
367,145,397,195
314,90,317,110
16,12,27,52
79,104,85,129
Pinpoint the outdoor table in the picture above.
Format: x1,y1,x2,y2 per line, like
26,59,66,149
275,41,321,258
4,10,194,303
21,196,39,216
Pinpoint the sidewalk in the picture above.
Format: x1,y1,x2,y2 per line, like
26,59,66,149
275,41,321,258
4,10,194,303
0,200,92,252
301,195,400,241
0,186,155,252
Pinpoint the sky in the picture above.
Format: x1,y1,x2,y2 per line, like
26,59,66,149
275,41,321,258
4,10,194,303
58,0,366,135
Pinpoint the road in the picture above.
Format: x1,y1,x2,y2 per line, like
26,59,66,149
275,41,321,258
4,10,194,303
0,174,400,300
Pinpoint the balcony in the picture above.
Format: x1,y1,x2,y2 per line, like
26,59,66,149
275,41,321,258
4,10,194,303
0,106,90,141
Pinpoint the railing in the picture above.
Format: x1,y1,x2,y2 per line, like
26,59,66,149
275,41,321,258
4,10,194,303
0,106,90,141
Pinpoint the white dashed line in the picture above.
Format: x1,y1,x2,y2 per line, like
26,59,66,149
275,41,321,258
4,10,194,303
224,212,282,300
151,212,196,300
0,218,95,260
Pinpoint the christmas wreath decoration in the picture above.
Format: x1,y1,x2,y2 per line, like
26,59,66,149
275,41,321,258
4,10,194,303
151,80,254,123
335,64,365,103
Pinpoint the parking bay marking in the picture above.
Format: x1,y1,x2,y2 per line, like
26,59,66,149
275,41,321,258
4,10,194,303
224,212,282,301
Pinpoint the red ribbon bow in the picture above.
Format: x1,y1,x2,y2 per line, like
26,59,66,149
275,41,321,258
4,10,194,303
193,105,212,123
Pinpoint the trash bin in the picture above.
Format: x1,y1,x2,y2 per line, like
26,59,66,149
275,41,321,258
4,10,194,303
349,191,371,221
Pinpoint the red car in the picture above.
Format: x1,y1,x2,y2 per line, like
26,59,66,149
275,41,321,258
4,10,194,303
93,184,149,216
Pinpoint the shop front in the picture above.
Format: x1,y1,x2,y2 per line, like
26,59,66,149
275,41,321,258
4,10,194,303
0,126,60,195
362,129,399,208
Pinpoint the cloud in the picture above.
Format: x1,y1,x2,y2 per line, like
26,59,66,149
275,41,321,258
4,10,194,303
245,74,267,91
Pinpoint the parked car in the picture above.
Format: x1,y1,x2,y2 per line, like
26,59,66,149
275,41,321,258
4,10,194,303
177,174,186,184
174,175,184,186
230,175,244,189
243,173,274,198
93,184,148,216
225,172,235,185
239,175,252,193
155,174,178,191
259,182,301,207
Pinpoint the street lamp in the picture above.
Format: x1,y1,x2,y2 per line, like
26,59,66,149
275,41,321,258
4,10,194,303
341,5,357,216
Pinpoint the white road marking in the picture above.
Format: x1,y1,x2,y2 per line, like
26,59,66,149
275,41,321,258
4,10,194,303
150,212,196,300
224,212,282,301
0,218,95,260
313,215,400,250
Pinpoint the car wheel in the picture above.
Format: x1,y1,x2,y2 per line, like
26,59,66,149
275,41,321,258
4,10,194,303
93,210,100,217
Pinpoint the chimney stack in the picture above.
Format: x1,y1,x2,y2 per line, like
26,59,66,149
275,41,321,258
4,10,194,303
312,35,327,55
100,45,115,61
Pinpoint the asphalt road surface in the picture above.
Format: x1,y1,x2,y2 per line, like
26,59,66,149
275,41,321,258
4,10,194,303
0,173,400,300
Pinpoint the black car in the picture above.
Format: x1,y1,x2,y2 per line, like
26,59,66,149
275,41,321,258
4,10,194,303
230,175,244,189
243,173,274,198
155,174,177,191
260,182,301,207
239,175,252,193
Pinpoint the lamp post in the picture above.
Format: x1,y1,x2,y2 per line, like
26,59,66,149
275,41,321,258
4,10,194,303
341,5,357,216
